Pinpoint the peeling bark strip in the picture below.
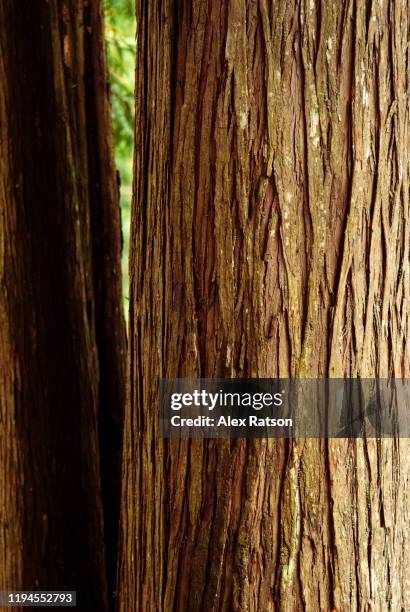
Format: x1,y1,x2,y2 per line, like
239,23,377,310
0,1,126,608
119,1,409,611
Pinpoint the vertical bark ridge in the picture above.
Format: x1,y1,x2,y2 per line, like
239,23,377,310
120,0,409,609
0,1,126,607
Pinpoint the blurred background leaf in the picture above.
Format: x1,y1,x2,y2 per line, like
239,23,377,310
104,0,135,313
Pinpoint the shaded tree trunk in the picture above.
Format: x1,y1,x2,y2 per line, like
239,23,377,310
0,1,126,608
119,0,409,610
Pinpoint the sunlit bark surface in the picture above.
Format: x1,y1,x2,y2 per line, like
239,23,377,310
119,1,409,610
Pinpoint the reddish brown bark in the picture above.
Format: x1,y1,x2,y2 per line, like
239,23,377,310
119,0,409,610
0,1,126,608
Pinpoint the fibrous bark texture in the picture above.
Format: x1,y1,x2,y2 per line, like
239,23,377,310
119,0,409,610
0,1,126,608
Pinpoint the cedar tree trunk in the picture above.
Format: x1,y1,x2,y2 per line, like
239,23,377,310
119,1,409,610
0,1,126,608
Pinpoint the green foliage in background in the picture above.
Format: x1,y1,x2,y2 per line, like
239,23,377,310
105,0,135,308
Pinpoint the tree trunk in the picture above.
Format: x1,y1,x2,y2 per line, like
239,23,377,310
0,1,126,608
119,0,409,610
